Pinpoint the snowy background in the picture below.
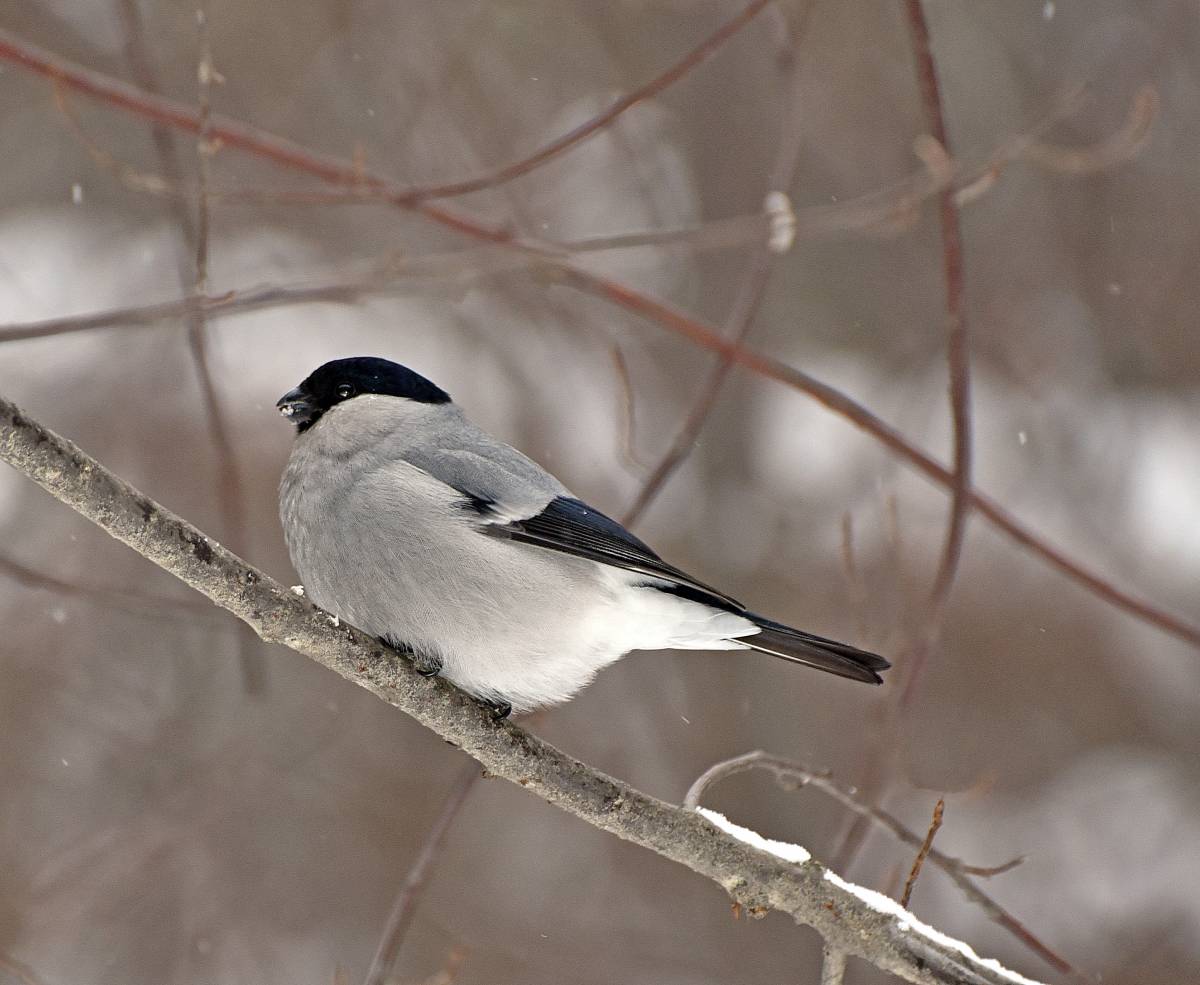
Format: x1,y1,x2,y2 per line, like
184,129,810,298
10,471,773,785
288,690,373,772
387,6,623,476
1,2,1198,983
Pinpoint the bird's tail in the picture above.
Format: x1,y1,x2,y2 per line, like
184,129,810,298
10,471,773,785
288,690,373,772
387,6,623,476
736,613,889,684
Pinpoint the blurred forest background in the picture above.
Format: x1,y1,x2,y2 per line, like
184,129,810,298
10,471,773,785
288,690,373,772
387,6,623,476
1,1,1198,983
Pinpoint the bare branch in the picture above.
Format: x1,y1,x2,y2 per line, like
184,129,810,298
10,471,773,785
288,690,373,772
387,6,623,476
362,760,481,985
621,0,816,525
115,0,262,693
901,797,945,909
1022,85,1158,175
684,750,1073,977
0,395,1050,985
903,0,974,693
379,0,772,203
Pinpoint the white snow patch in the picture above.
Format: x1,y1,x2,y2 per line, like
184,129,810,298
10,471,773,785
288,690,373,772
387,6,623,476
822,869,1046,985
695,808,811,864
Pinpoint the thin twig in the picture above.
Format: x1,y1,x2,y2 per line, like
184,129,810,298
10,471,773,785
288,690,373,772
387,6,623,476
380,0,772,203
684,750,1073,976
901,797,944,908
833,0,977,878
910,16,971,691
609,344,647,472
901,0,973,700
115,0,263,693
0,396,1052,985
562,267,1200,651
624,1,812,528
1022,85,1158,175
362,760,481,985
192,8,214,293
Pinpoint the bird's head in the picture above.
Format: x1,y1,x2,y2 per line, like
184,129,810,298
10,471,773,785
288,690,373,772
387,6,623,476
276,356,451,432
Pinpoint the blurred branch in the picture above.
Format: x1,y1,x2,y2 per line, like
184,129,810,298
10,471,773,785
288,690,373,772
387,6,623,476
372,0,772,203
363,760,481,985
115,0,263,693
834,0,975,874
0,952,49,985
0,396,1048,985
624,3,813,527
1022,86,1158,175
684,750,1073,977
0,550,221,622
903,0,973,687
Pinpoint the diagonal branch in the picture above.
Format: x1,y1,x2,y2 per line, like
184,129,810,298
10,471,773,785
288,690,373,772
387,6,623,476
384,0,772,203
0,394,1047,985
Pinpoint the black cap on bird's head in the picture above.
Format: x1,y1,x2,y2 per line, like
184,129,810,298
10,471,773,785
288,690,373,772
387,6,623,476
277,356,450,432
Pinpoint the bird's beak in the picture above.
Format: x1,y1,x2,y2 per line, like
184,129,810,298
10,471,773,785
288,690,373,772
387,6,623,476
276,387,316,427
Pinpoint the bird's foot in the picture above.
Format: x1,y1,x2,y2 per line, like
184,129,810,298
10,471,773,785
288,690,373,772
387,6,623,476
482,697,513,721
383,637,443,677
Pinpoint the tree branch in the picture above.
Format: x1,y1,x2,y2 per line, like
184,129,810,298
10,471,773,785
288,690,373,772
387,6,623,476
685,750,1073,977
0,395,1045,985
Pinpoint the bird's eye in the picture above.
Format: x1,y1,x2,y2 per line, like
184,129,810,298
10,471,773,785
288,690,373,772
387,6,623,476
335,383,356,399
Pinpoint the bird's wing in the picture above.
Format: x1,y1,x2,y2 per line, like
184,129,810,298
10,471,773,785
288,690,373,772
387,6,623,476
398,437,744,611
479,495,745,612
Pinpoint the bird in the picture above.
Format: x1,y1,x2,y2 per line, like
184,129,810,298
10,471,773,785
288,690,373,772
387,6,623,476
277,356,888,717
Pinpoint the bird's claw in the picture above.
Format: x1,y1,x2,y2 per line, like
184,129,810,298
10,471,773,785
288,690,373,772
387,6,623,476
484,698,513,721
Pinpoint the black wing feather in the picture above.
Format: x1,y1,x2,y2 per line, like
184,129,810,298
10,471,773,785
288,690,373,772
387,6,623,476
476,495,890,685
480,496,744,611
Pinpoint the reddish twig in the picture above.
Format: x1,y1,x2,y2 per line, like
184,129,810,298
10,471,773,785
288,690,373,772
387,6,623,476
684,751,1074,976
900,0,973,702
386,0,772,203
835,0,978,873
900,796,944,908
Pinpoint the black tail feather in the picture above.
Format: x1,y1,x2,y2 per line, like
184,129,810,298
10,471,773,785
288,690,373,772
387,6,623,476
738,613,889,685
